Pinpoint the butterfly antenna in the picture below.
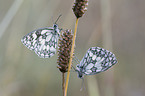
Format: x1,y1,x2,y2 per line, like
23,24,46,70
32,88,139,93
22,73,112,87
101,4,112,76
55,14,62,24
73,55,80,64
71,65,77,72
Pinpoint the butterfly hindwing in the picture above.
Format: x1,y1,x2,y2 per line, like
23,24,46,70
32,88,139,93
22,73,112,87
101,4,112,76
21,24,60,58
76,47,117,78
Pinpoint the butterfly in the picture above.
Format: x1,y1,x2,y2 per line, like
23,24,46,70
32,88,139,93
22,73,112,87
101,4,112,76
75,47,117,78
21,15,61,58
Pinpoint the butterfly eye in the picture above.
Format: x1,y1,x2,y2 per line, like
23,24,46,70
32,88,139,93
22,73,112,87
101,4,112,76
53,24,58,28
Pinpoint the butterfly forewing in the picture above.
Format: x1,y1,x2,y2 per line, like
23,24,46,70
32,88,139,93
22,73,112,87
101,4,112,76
21,25,60,58
76,47,117,78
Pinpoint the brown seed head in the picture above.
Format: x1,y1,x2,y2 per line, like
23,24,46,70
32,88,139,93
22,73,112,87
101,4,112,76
57,30,73,73
72,0,89,18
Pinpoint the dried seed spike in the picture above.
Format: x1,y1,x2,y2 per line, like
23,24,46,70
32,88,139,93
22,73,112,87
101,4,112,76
57,30,73,73
72,0,89,18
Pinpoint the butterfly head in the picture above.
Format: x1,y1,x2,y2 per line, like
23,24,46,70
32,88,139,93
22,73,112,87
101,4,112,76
78,71,84,79
53,24,59,29
52,24,60,36
76,65,84,79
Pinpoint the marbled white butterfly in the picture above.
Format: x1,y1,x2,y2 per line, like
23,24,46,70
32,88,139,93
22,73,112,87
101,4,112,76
21,16,61,58
76,47,117,78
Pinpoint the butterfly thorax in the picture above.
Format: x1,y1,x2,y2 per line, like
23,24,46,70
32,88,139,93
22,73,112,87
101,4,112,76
52,24,60,36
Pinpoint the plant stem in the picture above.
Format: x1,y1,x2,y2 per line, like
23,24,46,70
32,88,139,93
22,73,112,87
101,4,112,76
64,18,79,96
62,73,65,96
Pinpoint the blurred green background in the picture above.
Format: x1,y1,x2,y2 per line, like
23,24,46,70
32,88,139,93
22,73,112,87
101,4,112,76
0,0,145,96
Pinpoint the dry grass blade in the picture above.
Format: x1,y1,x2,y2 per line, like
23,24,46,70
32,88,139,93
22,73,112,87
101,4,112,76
0,0,24,38
65,18,79,96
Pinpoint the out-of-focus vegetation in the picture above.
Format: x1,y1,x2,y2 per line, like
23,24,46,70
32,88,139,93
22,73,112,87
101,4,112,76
0,0,145,96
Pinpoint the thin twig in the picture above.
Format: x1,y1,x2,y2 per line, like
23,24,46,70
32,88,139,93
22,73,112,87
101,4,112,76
64,18,79,96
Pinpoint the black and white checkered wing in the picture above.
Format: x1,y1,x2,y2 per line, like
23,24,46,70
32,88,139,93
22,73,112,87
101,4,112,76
21,25,60,58
76,47,117,78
